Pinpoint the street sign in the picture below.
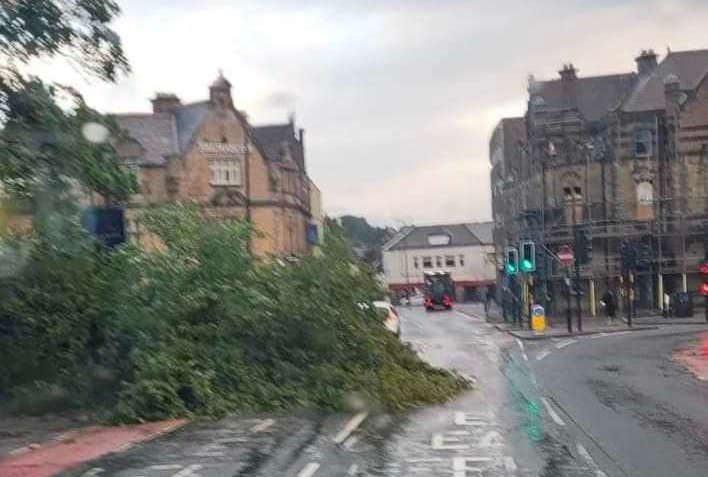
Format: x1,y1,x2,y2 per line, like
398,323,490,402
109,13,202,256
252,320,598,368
557,245,574,267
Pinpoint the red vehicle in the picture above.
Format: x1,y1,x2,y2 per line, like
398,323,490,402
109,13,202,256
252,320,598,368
423,271,454,311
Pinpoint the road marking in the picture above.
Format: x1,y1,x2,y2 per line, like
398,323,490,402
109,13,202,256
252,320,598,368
576,443,608,477
333,412,368,444
343,435,358,449
296,462,320,477
504,456,518,473
555,339,577,349
148,465,183,470
536,349,551,361
347,464,358,475
541,397,566,426
456,311,482,321
174,465,203,477
79,469,105,477
589,333,607,339
607,331,632,337
515,338,525,351
521,351,529,361
251,418,275,432
431,431,470,450
454,411,492,426
8,446,32,456
452,457,494,477
406,457,444,463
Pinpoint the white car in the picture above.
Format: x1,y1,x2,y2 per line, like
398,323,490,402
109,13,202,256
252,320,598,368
373,300,401,337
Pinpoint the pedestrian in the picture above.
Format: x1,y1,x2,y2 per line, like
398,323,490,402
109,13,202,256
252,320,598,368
663,291,671,318
484,288,493,314
600,289,616,322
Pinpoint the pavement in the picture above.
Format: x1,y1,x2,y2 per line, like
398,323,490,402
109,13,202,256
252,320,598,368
1,303,706,476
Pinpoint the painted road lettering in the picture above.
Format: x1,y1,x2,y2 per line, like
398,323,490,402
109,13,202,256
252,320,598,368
452,456,494,477
431,430,470,450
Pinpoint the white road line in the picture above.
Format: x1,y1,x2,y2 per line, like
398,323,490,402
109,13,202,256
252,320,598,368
521,351,529,361
173,465,203,477
504,456,518,473
347,464,358,475
406,457,444,463
541,397,566,426
576,443,609,477
589,333,607,339
536,349,551,361
607,331,632,337
343,435,358,449
296,462,321,477
8,446,31,456
333,412,368,444
456,311,481,321
515,338,525,351
148,465,183,470
251,418,275,432
555,339,577,349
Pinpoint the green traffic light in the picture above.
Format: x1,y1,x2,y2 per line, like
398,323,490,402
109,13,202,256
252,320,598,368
520,259,533,272
505,263,517,274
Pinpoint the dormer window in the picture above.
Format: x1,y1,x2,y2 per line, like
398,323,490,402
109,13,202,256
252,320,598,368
427,234,451,246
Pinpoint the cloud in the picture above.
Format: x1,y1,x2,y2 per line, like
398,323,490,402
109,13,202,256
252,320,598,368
26,0,708,226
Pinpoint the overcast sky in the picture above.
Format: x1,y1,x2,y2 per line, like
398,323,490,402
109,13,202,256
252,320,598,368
32,0,708,226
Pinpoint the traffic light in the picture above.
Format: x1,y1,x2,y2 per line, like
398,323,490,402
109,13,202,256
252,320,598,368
574,229,592,264
520,241,536,272
505,246,518,275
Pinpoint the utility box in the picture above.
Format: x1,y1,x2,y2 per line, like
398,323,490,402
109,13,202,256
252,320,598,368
531,305,546,333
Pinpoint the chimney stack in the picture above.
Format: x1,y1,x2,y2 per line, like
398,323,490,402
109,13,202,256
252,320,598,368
636,49,658,76
151,93,181,114
559,63,577,81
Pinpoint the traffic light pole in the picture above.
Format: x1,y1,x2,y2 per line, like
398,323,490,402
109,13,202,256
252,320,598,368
566,269,572,333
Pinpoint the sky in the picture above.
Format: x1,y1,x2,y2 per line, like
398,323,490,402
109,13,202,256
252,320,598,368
29,0,708,226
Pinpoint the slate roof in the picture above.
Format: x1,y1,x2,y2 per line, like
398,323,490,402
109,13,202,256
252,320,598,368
464,222,493,245
532,73,637,121
252,123,305,171
385,224,484,251
622,49,708,112
115,113,178,166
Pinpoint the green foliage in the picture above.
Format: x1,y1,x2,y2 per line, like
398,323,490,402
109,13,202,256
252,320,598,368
337,215,391,249
0,0,129,82
0,73,137,208
0,204,468,421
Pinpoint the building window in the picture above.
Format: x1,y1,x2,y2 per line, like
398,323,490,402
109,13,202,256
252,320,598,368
209,159,241,186
435,256,442,267
633,130,652,157
637,181,653,205
459,255,465,266
423,256,432,268
413,257,419,269
445,255,455,267
427,234,451,246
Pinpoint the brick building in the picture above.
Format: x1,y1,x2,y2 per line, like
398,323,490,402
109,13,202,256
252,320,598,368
491,49,708,316
113,74,319,257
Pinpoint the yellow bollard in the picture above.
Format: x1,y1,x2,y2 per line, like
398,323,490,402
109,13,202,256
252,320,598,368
531,305,546,333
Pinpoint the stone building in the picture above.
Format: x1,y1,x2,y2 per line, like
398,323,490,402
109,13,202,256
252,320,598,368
491,49,708,316
381,223,496,302
113,74,318,257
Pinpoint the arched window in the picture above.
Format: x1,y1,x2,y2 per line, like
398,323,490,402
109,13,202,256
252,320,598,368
637,182,653,205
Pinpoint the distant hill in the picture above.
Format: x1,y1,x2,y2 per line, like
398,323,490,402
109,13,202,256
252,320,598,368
328,215,395,269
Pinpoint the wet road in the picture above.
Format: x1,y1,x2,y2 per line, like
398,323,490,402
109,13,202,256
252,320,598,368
68,306,707,477
515,324,708,477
